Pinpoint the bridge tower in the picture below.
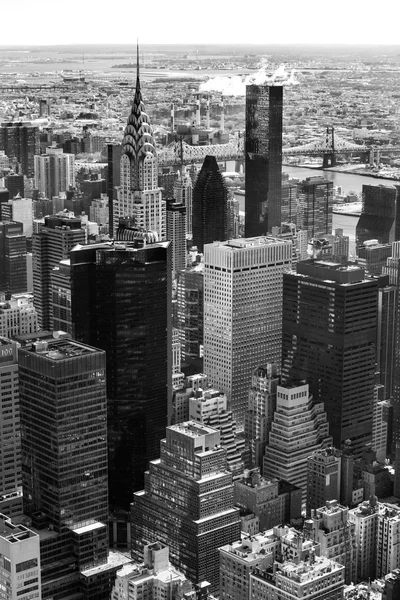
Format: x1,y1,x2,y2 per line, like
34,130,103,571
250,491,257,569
322,126,336,168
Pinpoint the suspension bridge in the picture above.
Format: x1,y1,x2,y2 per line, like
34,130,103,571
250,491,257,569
157,126,372,168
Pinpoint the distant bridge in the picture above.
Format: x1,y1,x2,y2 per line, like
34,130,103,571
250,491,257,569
157,127,370,168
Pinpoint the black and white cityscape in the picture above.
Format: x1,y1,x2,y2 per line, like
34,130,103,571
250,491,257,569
1,32,400,600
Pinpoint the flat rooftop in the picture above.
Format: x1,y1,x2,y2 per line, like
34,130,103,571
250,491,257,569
25,339,102,361
169,421,218,437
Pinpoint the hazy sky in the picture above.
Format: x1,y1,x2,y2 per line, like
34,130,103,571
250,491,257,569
1,0,399,46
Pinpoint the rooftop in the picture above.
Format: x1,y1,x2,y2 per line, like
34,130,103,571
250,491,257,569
169,421,219,438
26,338,101,361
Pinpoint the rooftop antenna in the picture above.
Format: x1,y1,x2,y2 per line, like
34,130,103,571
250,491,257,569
136,39,140,82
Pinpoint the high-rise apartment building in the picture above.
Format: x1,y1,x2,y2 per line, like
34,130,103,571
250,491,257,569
166,200,186,279
70,240,172,509
0,122,39,177
297,176,333,240
245,85,283,237
244,364,279,471
356,184,399,250
32,214,84,330
0,294,37,339
0,338,22,518
204,237,292,428
282,260,378,456
115,59,165,239
131,422,241,592
34,146,75,199
19,337,111,598
0,220,27,297
263,382,332,501
192,155,228,251
307,500,357,585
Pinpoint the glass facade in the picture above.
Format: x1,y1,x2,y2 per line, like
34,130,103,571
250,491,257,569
282,261,378,456
0,221,27,297
18,339,108,532
70,241,172,509
296,176,333,240
245,85,283,237
192,155,228,252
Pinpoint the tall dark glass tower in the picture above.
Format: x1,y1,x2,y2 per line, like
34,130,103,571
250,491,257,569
356,184,398,250
245,85,283,237
19,338,110,597
192,155,228,252
70,240,172,509
0,220,27,297
282,260,378,457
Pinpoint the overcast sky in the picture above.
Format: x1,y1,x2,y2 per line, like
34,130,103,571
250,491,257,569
1,0,399,46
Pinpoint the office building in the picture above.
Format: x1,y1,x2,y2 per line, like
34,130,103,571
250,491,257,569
192,155,228,251
131,422,241,592
90,193,109,231
281,178,298,225
0,122,39,177
245,85,283,237
263,382,332,502
176,262,204,362
167,200,186,279
282,260,379,456
111,543,190,600
171,373,208,425
204,237,292,428
70,240,172,509
357,184,399,250
51,258,72,334
330,228,350,263
244,364,279,472
107,143,121,237
271,222,308,265
0,294,37,338
82,176,106,215
18,337,112,598
34,146,75,199
4,173,24,199
297,177,333,240
32,214,84,330
0,195,33,238
0,338,22,518
0,513,41,600
249,555,344,600
307,448,341,516
234,469,302,531
174,170,193,237
188,388,245,476
0,221,27,297
358,241,392,275
115,59,165,240
307,500,356,585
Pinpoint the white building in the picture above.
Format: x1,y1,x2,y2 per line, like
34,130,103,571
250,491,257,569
34,146,75,199
1,195,33,238
0,513,41,600
0,294,37,338
263,382,332,502
203,236,292,428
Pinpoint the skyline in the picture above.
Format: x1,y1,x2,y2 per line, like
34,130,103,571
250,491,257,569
1,0,400,47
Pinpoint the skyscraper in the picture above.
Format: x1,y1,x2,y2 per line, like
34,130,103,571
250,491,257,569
70,239,172,508
245,85,283,237
282,260,378,456
0,338,22,518
34,147,75,200
131,422,241,592
356,184,399,250
0,220,27,297
166,200,186,279
174,170,193,237
297,176,333,240
115,49,165,239
51,258,72,334
19,337,109,596
0,122,38,177
176,262,204,362
203,237,292,428
32,214,85,330
4,173,24,199
192,155,228,252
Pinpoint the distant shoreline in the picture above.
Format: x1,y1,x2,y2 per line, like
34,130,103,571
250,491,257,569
283,163,400,183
